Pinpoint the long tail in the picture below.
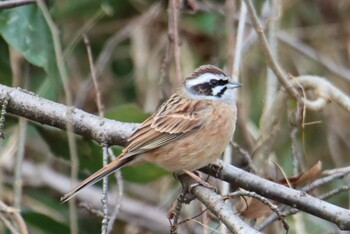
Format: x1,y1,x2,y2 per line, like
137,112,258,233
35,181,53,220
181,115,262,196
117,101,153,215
60,156,133,203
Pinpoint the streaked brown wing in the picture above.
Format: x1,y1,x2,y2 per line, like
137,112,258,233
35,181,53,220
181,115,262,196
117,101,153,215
119,93,210,159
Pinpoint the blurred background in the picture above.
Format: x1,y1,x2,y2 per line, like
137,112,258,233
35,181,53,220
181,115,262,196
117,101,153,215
1,0,350,233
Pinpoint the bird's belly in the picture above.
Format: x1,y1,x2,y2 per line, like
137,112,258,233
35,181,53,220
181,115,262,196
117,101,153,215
142,106,236,172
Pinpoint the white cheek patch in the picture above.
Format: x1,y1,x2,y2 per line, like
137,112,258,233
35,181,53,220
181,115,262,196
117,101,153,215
212,86,225,96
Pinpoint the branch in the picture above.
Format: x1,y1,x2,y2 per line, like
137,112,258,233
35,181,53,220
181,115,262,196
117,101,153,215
179,175,261,234
0,84,138,146
243,0,300,98
0,201,28,234
201,161,350,230
2,78,350,230
0,0,35,9
278,32,350,82
1,159,169,233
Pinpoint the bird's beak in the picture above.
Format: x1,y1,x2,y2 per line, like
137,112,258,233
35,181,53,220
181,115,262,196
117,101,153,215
227,80,242,89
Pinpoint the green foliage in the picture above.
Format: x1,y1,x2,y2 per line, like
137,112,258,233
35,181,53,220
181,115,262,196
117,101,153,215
22,211,70,234
0,37,11,85
105,104,150,122
0,5,55,72
121,162,169,183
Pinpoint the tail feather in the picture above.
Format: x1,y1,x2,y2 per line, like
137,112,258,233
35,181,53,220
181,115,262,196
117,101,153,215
60,157,133,203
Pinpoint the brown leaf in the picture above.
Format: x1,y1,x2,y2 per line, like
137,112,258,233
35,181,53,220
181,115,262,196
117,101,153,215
293,161,322,188
276,161,322,188
236,196,272,219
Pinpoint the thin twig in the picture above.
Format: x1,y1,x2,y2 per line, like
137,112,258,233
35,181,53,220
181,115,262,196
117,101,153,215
74,2,161,107
179,174,262,233
0,0,35,9
10,48,28,210
232,0,247,81
168,0,182,83
202,160,350,230
13,118,27,209
106,160,123,233
101,146,109,234
261,0,280,124
37,1,79,233
290,99,304,175
258,184,350,230
225,0,235,76
64,6,113,59
222,3,236,231
243,0,299,98
225,190,289,232
83,34,111,234
169,192,186,234
104,145,125,232
278,31,350,82
83,34,104,118
0,214,19,234
0,201,28,234
2,159,168,233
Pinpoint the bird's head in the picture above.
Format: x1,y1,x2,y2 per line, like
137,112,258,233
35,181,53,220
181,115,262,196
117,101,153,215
183,65,241,103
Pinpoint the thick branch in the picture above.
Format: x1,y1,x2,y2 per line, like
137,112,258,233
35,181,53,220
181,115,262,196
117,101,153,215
201,161,350,230
0,84,138,146
2,81,350,230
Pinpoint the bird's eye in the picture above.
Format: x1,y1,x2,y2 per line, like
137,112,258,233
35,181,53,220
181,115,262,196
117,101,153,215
209,79,218,86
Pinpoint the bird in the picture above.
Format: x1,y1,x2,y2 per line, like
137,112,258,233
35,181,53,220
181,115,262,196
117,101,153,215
61,65,241,203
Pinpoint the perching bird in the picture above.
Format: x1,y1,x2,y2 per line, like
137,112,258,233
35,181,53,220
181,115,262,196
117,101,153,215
61,65,241,202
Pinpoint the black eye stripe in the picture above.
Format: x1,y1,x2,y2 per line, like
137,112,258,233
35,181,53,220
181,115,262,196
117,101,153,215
190,79,229,97
209,79,228,87
191,83,212,96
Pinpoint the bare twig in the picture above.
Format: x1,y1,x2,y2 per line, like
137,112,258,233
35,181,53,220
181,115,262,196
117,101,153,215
1,159,169,233
261,0,280,124
319,185,350,200
225,190,289,232
232,1,247,81
83,35,104,118
0,214,19,234
258,179,350,230
254,74,350,164
222,4,238,228
290,99,304,175
168,0,182,83
100,146,109,234
9,50,28,210
64,6,113,59
243,0,299,98
75,3,161,107
179,174,262,233
278,32,350,82
79,202,104,218
83,34,110,234
169,191,186,234
0,201,28,234
37,1,80,232
105,148,123,233
0,0,35,9
13,118,27,209
225,0,235,76
201,160,350,230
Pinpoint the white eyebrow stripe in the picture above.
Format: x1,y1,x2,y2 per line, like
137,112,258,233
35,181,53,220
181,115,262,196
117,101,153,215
186,73,226,87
